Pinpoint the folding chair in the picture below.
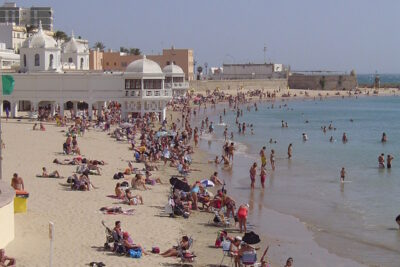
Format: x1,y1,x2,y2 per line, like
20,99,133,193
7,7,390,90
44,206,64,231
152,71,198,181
219,240,234,267
240,250,260,267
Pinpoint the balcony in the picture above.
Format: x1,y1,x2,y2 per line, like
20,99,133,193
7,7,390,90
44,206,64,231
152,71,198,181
142,89,172,98
164,82,189,89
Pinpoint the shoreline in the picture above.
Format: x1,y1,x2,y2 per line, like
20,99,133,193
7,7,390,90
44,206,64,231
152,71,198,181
191,112,366,267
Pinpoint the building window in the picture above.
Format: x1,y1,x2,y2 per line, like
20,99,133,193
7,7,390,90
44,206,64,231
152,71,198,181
49,54,54,68
125,79,142,89
106,62,109,66
80,58,84,69
34,54,40,66
23,54,26,67
143,79,162,89
114,62,116,66
68,57,73,63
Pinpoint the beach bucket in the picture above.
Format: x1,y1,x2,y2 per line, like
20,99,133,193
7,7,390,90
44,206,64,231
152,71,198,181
14,192,29,213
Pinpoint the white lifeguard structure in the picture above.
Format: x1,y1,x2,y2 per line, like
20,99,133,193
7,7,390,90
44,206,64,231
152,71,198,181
0,22,173,121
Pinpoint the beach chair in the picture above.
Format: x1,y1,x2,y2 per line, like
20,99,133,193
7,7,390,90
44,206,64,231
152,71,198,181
240,250,259,267
219,240,234,267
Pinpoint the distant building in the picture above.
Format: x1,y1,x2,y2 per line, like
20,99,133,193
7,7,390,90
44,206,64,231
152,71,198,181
90,47,194,81
0,22,54,52
221,63,286,80
0,2,53,31
0,42,19,69
288,71,358,90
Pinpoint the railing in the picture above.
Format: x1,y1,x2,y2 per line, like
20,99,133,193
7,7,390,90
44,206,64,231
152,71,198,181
125,89,172,98
164,82,189,89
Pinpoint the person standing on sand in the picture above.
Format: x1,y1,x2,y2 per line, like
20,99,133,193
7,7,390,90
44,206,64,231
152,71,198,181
270,149,275,171
288,143,293,159
250,162,257,189
340,167,346,182
237,204,249,233
378,153,385,168
387,155,394,169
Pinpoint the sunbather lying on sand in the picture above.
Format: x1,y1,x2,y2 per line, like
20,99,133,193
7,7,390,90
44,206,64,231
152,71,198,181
160,236,190,257
40,167,61,178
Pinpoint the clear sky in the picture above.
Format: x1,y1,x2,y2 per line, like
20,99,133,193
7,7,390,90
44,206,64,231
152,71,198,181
15,0,400,73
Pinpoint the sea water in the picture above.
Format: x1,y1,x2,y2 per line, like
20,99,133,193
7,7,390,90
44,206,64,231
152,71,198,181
197,96,400,266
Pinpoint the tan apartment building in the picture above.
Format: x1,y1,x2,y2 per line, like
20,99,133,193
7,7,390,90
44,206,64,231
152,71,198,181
90,47,194,80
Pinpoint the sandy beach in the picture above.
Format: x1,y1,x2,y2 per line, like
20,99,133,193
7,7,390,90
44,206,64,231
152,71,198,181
2,87,398,267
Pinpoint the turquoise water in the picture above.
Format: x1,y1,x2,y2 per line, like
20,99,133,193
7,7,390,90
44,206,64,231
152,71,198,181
197,96,400,266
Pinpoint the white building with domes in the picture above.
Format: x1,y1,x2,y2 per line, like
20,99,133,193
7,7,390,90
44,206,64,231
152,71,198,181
0,23,173,120
61,32,89,70
19,21,61,72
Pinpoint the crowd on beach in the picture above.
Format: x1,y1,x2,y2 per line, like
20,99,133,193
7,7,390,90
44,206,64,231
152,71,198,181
5,87,400,266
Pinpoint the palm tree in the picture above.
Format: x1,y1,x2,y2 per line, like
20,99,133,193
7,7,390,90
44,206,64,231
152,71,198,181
54,30,68,42
129,48,141,55
25,25,37,35
93,42,105,51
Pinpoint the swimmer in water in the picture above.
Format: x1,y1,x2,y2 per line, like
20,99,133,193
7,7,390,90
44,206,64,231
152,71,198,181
396,214,400,230
340,167,346,182
330,136,334,142
288,143,293,159
381,132,387,143
378,153,385,168
387,154,394,169
302,133,308,141
342,132,348,143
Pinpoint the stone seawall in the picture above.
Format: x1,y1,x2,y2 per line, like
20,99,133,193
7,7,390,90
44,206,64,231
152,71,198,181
288,74,357,90
190,79,288,92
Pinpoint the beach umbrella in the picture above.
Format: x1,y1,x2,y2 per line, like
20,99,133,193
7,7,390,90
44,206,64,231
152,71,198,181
242,231,261,245
200,179,215,188
169,177,190,192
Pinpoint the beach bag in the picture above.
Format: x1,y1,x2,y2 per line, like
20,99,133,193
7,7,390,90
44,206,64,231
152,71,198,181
151,247,160,254
129,248,142,258
121,181,129,187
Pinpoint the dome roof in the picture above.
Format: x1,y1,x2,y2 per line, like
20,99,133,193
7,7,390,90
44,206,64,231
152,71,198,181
21,21,58,49
126,55,163,74
63,32,87,53
163,62,184,75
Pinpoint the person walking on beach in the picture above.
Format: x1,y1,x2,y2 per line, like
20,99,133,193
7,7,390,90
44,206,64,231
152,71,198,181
270,149,276,171
250,163,257,189
340,167,346,182
378,153,385,168
260,146,267,168
387,155,394,169
288,143,293,159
